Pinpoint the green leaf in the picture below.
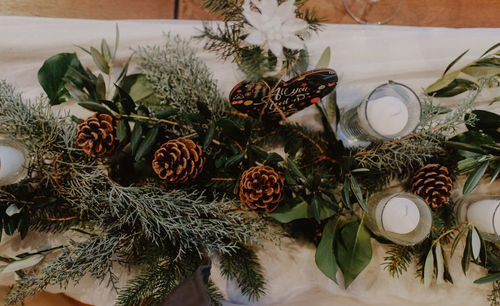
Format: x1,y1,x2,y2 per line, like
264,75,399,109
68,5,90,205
71,115,83,124
463,161,490,194
349,175,367,212
38,53,83,105
130,122,143,156
435,242,444,285
113,24,119,59
225,151,245,168
312,194,321,223
315,47,331,69
77,101,112,115
426,70,460,94
117,54,133,83
336,219,372,288
17,213,29,240
474,273,500,284
445,141,486,155
96,73,106,100
118,74,156,104
0,254,44,274
65,82,88,102
134,125,159,161
115,84,136,115
197,101,212,119
341,178,352,210
90,46,109,74
462,66,500,78
117,119,127,141
315,218,339,283
471,227,481,260
155,108,178,119
101,39,112,63
490,164,500,184
462,228,473,274
286,158,306,180
203,122,215,149
443,49,469,76
481,42,500,57
451,226,468,257
424,247,434,288
4,215,16,236
428,78,477,98
264,152,284,165
268,201,309,223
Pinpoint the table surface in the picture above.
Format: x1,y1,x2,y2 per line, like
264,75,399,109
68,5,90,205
2,0,500,27
1,16,500,306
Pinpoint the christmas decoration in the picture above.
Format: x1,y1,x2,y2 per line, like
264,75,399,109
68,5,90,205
239,165,284,212
229,69,338,120
152,138,204,183
411,164,453,209
76,113,120,156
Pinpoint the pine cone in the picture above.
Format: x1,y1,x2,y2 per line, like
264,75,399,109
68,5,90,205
411,164,453,209
239,165,284,212
152,138,204,183
76,113,120,157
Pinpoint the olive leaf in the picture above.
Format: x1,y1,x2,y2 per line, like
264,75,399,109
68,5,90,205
435,242,444,285
463,161,490,194
424,247,435,288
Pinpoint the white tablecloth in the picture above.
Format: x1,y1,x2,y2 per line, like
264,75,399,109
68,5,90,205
1,16,500,306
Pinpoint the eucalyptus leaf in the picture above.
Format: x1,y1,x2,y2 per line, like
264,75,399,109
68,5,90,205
134,125,159,161
436,242,444,285
90,47,109,74
77,101,112,115
463,161,490,194
117,119,127,141
349,175,367,212
424,247,435,288
315,218,339,283
1,254,44,274
471,227,481,260
336,219,372,288
474,273,500,284
315,47,331,69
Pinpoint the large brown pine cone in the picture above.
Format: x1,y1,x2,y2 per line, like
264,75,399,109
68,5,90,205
411,164,453,209
239,165,284,212
152,138,204,183
76,113,120,157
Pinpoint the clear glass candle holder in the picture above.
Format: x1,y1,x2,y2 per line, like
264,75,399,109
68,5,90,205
455,194,500,242
0,135,29,186
365,191,432,245
337,81,421,148
344,0,402,25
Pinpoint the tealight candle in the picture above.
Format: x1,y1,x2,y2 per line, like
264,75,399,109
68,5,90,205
382,196,420,234
337,82,421,148
456,195,500,241
0,136,29,186
365,191,432,245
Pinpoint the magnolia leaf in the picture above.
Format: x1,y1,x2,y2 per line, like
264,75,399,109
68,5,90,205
134,125,159,161
336,219,372,288
471,227,481,260
78,101,112,115
424,247,434,288
38,52,83,105
443,49,469,76
1,254,44,274
117,119,127,141
474,273,500,284
5,204,21,217
463,161,490,194
315,218,339,283
451,226,468,257
349,175,367,212
315,47,331,69
90,47,109,74
436,242,444,285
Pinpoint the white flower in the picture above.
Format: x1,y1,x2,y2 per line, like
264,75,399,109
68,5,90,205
242,0,309,58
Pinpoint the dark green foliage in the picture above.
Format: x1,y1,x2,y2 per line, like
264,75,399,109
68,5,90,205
383,245,413,277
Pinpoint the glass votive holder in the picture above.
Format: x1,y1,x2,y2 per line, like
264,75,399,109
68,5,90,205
365,191,432,245
455,194,500,242
0,135,29,186
337,81,421,148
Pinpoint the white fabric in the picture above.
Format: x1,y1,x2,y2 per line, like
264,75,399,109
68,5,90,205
1,16,500,306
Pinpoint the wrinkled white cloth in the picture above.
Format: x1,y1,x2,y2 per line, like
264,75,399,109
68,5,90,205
1,16,500,306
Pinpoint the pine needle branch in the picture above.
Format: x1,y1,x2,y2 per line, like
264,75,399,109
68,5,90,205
382,244,413,278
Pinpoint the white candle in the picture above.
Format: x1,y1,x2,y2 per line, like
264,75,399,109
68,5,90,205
366,96,409,136
0,145,26,182
382,196,420,234
467,199,500,234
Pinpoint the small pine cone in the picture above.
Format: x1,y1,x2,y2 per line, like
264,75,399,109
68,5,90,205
76,113,120,156
152,138,204,183
411,164,453,209
239,165,284,212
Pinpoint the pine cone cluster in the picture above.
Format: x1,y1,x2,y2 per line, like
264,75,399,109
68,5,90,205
152,138,204,183
76,113,120,157
411,164,453,209
239,165,284,212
